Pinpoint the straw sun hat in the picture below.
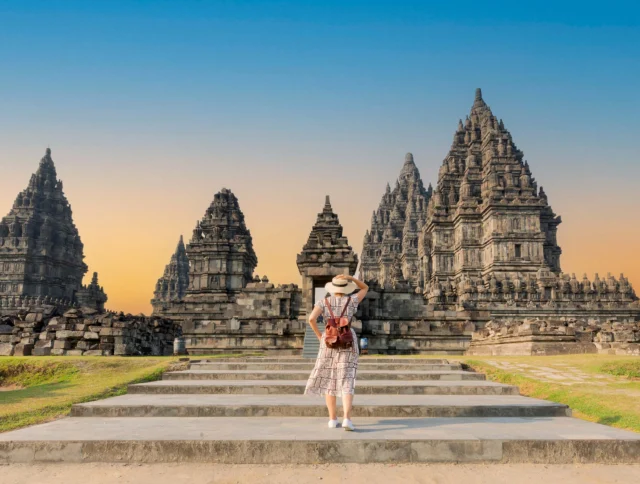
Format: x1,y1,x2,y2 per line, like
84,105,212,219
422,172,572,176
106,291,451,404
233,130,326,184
324,276,358,295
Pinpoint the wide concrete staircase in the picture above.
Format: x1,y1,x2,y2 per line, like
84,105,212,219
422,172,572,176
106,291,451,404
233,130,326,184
1,357,639,464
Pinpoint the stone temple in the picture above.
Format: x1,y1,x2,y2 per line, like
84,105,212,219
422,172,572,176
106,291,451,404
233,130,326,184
0,149,106,310
2,90,640,356
151,89,640,355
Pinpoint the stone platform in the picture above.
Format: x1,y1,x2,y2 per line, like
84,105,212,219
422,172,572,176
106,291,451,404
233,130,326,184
1,357,639,464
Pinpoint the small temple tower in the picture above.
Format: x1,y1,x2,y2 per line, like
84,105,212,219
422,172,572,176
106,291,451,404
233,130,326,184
297,196,358,317
76,272,108,311
0,149,88,306
183,188,257,303
360,152,431,289
151,235,189,313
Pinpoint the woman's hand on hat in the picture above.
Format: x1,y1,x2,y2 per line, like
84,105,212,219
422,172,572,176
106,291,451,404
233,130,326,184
336,274,353,281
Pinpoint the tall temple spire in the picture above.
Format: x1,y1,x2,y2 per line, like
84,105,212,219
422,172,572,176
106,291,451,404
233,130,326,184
360,152,430,287
0,148,88,306
418,88,563,300
151,234,190,312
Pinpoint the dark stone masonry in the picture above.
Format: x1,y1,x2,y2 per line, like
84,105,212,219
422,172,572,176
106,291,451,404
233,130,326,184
2,89,639,356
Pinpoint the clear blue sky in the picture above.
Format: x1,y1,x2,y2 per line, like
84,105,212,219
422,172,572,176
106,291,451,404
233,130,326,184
1,1,639,313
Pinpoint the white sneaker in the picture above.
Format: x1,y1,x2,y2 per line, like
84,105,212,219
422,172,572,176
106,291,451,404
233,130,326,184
342,419,355,431
328,419,339,428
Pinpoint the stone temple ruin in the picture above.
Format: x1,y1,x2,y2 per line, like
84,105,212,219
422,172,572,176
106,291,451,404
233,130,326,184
2,90,640,356
0,149,179,356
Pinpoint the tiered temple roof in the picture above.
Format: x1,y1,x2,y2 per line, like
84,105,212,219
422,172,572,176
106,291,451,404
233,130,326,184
419,88,562,295
0,149,88,305
184,188,257,298
297,195,358,272
360,153,431,288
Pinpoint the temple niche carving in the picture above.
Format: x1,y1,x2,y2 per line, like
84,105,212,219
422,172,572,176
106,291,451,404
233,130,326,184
0,149,106,312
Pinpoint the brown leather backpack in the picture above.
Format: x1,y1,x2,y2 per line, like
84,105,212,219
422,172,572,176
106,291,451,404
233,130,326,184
324,297,354,349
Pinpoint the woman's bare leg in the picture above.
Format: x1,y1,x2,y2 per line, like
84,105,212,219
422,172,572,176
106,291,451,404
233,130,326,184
325,395,337,420
342,394,353,420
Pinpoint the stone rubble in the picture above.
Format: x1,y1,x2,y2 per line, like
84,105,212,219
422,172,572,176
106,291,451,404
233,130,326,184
469,318,640,356
0,306,181,357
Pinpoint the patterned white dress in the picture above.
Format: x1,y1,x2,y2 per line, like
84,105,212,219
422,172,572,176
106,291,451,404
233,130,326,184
304,295,359,397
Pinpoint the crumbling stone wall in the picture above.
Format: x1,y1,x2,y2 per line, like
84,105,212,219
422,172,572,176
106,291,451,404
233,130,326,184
0,306,181,357
468,318,640,356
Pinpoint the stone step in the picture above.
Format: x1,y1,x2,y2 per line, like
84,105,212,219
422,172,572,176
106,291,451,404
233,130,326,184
163,370,485,381
2,416,639,464
70,394,571,418
197,357,451,364
128,380,518,395
189,362,463,371
302,323,321,358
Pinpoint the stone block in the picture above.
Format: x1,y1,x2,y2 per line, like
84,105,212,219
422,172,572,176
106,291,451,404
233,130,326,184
613,330,636,343
83,332,100,340
32,347,51,356
53,340,73,350
14,343,33,356
66,350,84,356
56,330,85,340
83,350,103,356
0,343,15,356
25,312,43,323
51,349,67,356
76,340,89,350
114,344,132,356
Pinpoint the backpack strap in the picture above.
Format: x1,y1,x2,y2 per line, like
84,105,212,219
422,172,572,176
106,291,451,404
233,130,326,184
339,297,350,318
324,298,336,320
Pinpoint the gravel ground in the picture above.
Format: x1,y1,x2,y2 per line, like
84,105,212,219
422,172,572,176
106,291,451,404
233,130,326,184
2,463,640,484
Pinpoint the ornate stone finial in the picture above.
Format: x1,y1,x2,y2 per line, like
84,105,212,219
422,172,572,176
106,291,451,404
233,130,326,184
45,147,51,156
475,88,483,101
324,195,332,212
539,186,547,201
405,153,414,163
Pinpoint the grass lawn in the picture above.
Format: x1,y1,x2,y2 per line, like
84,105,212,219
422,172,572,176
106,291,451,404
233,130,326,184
0,353,260,433
362,353,640,433
459,354,640,433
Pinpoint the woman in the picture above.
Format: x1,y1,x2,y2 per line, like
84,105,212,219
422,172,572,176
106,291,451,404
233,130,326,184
304,274,369,431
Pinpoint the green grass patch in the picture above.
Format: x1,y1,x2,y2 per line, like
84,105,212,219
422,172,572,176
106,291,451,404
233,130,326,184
0,353,256,433
464,357,640,433
599,360,640,379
